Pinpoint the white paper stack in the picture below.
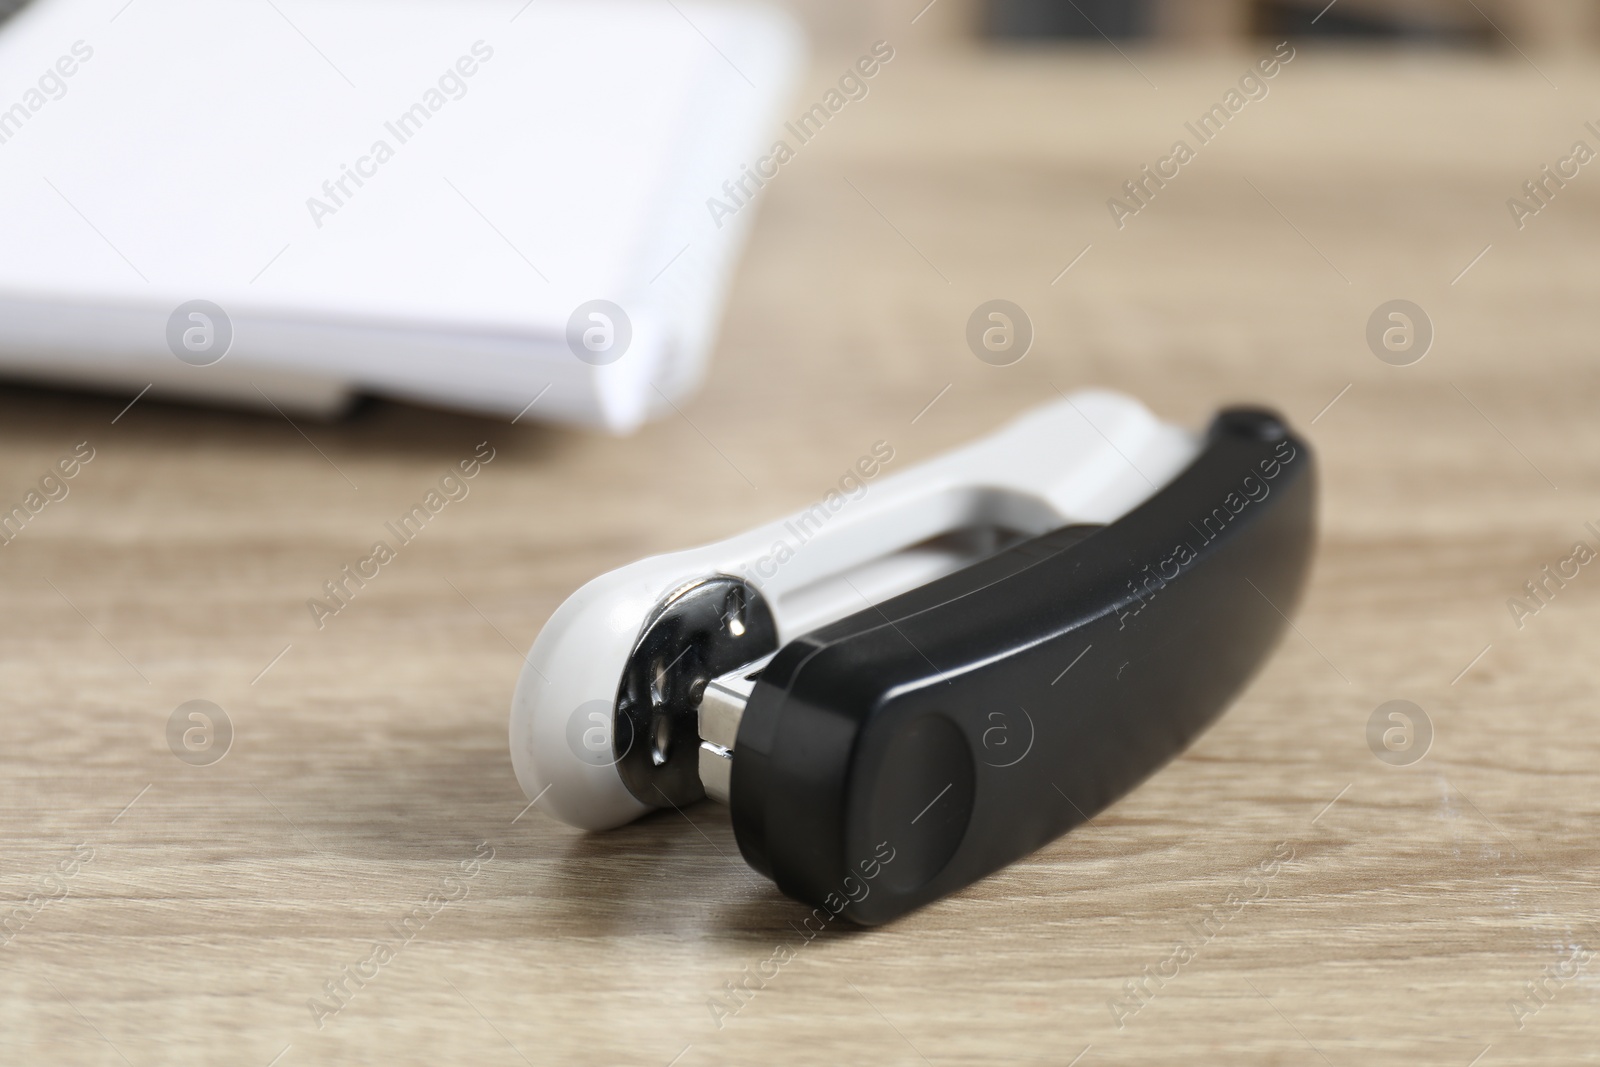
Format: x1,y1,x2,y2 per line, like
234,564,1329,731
0,0,801,430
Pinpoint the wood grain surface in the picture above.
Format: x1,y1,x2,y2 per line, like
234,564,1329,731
3,41,1600,1067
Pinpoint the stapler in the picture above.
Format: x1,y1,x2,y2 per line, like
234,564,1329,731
510,390,1315,924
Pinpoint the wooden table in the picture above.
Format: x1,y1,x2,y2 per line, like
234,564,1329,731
3,43,1598,1066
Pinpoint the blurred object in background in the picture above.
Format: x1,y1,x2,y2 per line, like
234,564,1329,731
1253,0,1495,44
780,0,1599,51
985,0,1149,39
0,0,800,432
1250,0,1593,48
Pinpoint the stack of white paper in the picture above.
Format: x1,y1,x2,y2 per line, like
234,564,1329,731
0,0,801,429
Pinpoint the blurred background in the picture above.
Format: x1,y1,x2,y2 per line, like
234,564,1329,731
782,0,1596,50
5,0,1596,45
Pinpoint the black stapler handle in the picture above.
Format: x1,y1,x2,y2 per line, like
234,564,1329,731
729,408,1315,924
